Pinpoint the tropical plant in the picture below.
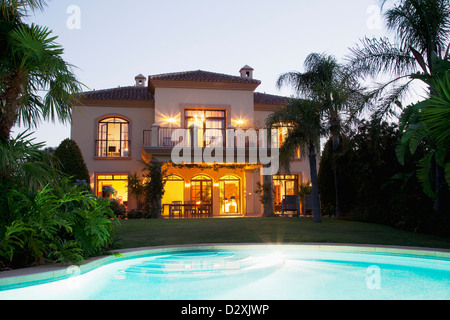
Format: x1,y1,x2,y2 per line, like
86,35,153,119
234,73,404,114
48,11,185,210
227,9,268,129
0,0,83,141
276,52,367,217
0,178,118,268
127,172,145,210
266,99,323,223
397,56,450,200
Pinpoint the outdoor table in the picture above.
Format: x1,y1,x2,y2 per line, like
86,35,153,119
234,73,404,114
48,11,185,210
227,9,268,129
163,203,212,219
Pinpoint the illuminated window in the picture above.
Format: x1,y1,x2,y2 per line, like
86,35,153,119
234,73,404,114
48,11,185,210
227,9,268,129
191,175,212,204
219,175,241,214
278,127,289,147
97,117,130,157
97,174,129,206
273,175,298,210
185,109,225,147
162,175,185,215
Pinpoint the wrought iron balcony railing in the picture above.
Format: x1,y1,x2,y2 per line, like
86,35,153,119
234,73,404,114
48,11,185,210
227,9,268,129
96,139,131,157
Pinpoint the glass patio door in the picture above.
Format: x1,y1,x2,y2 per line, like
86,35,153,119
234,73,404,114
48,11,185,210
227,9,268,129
190,175,212,203
219,175,241,214
273,175,298,212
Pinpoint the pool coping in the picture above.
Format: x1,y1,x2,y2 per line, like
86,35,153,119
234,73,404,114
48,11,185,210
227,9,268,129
1,243,450,289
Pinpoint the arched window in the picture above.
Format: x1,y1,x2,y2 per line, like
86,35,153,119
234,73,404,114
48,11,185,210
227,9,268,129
97,117,130,157
191,175,212,203
219,175,241,214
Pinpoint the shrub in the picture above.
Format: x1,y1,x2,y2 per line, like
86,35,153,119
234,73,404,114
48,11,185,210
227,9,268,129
54,139,90,185
106,198,127,219
0,134,119,269
318,118,439,235
127,209,146,219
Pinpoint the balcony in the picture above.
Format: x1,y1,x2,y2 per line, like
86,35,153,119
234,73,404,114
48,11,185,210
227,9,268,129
96,139,131,158
142,124,280,164
142,125,278,148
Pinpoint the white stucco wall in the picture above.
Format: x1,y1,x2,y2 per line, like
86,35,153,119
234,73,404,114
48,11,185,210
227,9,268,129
154,87,254,128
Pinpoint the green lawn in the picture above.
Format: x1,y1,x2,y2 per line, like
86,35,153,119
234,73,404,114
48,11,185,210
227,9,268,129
114,217,450,250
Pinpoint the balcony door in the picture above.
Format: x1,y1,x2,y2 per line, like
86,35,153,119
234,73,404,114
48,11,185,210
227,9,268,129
185,109,225,147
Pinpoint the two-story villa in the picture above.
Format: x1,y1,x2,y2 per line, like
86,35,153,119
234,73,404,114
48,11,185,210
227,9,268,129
71,66,312,217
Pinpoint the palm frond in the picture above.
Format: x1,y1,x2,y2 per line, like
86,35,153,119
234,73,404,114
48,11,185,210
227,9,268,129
384,0,450,55
5,22,84,129
419,71,450,147
347,37,417,79
0,0,47,21
0,130,61,189
416,151,436,199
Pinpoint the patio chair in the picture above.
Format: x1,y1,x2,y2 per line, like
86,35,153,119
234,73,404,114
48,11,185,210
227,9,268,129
303,195,313,217
172,201,183,218
281,195,299,218
198,201,212,218
185,201,197,218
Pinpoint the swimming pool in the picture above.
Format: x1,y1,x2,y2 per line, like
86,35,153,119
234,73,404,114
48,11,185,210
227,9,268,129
0,244,449,300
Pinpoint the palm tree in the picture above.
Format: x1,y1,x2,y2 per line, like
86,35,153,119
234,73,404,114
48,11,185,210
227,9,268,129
266,99,323,223
348,0,449,116
348,0,450,214
276,53,367,217
0,0,83,141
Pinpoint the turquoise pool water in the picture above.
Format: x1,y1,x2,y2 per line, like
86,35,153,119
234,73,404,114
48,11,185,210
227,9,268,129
0,245,449,300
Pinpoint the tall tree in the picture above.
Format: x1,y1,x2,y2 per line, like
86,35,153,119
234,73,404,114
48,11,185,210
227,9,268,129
0,0,83,141
277,53,366,217
348,0,450,214
348,0,449,116
266,99,323,223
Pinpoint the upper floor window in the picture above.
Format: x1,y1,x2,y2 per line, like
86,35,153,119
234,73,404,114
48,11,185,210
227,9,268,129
185,109,226,147
97,117,130,157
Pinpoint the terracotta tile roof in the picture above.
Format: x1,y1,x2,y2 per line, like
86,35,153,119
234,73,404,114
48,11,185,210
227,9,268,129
150,70,261,84
254,92,291,105
81,86,153,101
80,85,288,106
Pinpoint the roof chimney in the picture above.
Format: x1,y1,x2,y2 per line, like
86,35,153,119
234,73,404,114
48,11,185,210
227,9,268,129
239,65,254,79
135,74,146,87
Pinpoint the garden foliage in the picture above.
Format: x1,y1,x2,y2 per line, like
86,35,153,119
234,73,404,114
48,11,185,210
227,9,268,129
318,118,448,236
0,134,118,270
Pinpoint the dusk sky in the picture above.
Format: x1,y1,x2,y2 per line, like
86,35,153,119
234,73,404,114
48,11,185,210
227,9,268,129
12,0,391,147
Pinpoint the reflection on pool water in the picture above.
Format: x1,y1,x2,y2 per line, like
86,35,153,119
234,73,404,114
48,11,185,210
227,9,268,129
1,245,449,300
